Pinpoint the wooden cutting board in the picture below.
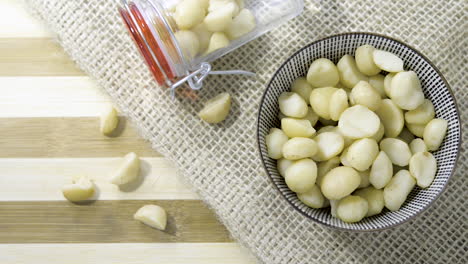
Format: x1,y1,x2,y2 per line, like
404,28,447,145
0,1,255,263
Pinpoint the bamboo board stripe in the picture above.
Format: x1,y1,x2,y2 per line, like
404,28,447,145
0,158,199,201
0,117,158,158
0,200,231,243
0,243,256,264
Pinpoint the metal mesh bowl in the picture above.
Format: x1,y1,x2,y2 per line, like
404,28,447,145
257,32,461,231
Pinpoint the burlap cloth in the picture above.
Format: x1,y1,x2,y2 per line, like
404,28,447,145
25,0,466,263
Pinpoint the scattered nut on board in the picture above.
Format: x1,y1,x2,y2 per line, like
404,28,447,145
62,176,95,202
134,204,167,230
109,152,140,186
100,104,119,135
198,92,232,123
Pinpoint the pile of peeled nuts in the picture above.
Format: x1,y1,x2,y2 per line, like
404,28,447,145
170,0,256,58
266,44,448,223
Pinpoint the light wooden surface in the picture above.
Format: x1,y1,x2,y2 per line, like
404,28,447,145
0,1,255,263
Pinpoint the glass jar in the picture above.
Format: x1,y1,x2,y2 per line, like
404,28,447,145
118,0,304,92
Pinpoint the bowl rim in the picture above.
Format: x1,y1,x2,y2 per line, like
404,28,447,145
256,32,462,232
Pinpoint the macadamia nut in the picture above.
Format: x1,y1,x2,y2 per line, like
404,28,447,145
380,138,412,167
375,99,404,138
390,71,425,110
175,30,200,59
405,99,435,125
309,87,338,120
338,105,380,139
204,2,236,32
281,118,316,138
355,45,381,76
312,132,344,162
410,138,427,154
373,49,404,72
316,157,341,187
100,104,119,135
355,187,384,217
225,8,256,39
350,81,382,111
298,184,326,208
109,152,140,186
347,138,379,171
279,92,308,118
265,128,288,159
291,77,313,104
282,137,318,160
321,166,361,200
285,159,317,193
370,151,393,189
175,0,206,29
277,158,294,177
383,73,395,98
410,151,437,188
384,170,416,211
205,32,230,54
368,74,386,98
134,204,167,230
337,55,368,89
337,195,368,223
407,123,426,138
307,58,340,87
424,118,448,151
62,176,95,202
198,92,231,123
329,89,349,121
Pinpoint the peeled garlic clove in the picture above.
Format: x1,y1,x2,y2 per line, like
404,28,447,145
336,195,368,223
281,118,316,138
316,157,341,187
355,187,384,217
304,107,319,127
398,127,415,144
205,32,230,54
407,122,426,138
405,99,435,125
410,138,427,154
391,71,425,110
347,138,379,171
384,170,416,211
175,0,206,29
321,166,361,200
110,152,140,185
375,99,404,138
277,158,294,177
297,184,326,208
291,77,313,104
368,74,386,98
329,89,349,121
265,128,288,159
373,49,404,72
369,151,393,189
198,92,231,123
192,23,213,54
338,105,380,139
370,122,385,142
358,170,371,189
337,55,368,89
225,8,256,39
285,159,317,193
309,87,338,120
174,30,200,59
409,152,437,188
204,2,236,32
424,118,448,151
279,92,308,118
282,137,318,160
355,45,381,76
312,132,344,162
383,73,396,98
350,81,382,111
62,177,95,202
100,104,119,135
134,205,167,230
380,138,412,166
340,147,352,167
307,58,340,87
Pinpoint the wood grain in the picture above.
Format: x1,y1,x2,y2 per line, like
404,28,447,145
0,117,159,157
0,1,51,38
0,200,231,243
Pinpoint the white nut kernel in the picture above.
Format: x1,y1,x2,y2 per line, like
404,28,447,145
350,81,382,111
110,152,140,186
282,137,318,160
205,32,230,54
265,128,288,159
337,195,368,223
409,152,437,188
321,166,361,200
373,49,404,72
134,205,167,230
370,122,385,142
407,123,426,138
62,176,95,202
380,138,412,166
369,151,393,189
329,89,349,121
198,92,231,123
384,170,416,211
279,92,308,118
277,158,294,177
368,74,386,98
410,138,428,154
281,118,316,138
337,55,368,89
291,77,313,104
423,118,448,151
297,184,326,208
383,73,396,98
304,107,319,127
390,71,425,110
375,99,404,138
355,45,381,76
340,147,352,167
347,138,379,171
338,105,380,139
355,187,384,217
307,58,340,87
204,2,236,32
309,87,338,120
405,99,435,125
209,0,238,13
316,157,341,187
312,132,344,162
100,104,119,135
174,30,200,59
175,0,206,29
225,8,256,39
285,159,317,193
192,23,213,54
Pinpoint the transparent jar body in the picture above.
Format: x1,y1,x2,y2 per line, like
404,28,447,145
118,0,304,87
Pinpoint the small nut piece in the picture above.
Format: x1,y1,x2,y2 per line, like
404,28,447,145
134,204,167,230
279,92,308,118
297,184,326,208
204,2,236,32
368,74,386,98
384,170,416,211
409,152,437,188
375,99,404,138
312,132,344,162
338,105,380,139
423,118,448,151
205,32,230,54
291,77,313,104
390,71,425,110
175,0,206,29
285,159,317,193
329,89,349,121
309,87,338,120
277,158,293,177
372,49,404,72
62,176,95,202
282,137,318,160
316,157,341,187
110,152,140,186
347,138,379,171
355,45,381,76
321,166,361,200
307,58,340,87
192,23,213,54
337,55,368,89
281,118,316,138
198,92,231,123
337,195,368,223
226,8,256,39
265,128,288,159
355,187,384,217
369,151,393,189
407,123,426,138
405,99,435,125
383,73,396,98
303,107,319,127
174,30,200,59
410,138,428,154
350,81,382,111
380,138,412,167
100,104,119,135
370,122,385,142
